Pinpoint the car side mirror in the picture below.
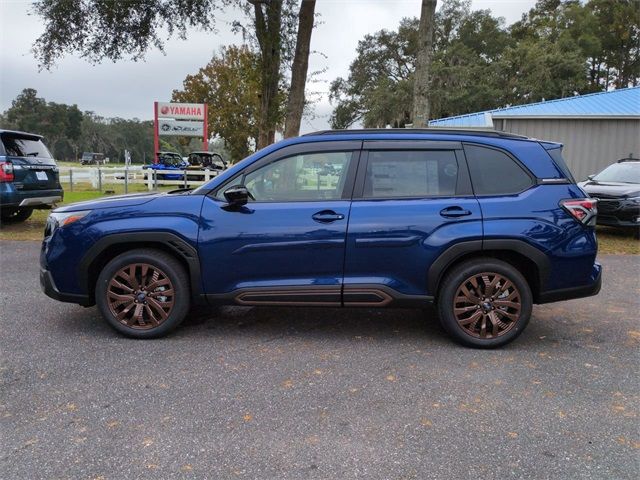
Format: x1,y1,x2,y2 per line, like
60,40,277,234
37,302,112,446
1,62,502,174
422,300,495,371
223,185,254,207
587,174,595,180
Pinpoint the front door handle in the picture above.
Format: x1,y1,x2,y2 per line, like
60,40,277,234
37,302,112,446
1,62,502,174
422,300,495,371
440,206,472,218
312,210,345,223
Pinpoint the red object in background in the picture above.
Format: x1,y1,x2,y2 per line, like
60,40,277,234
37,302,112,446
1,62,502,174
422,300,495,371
203,104,209,152
153,102,159,164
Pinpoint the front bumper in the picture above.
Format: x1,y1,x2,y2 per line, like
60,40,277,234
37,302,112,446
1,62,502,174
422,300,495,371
537,262,602,304
40,268,93,306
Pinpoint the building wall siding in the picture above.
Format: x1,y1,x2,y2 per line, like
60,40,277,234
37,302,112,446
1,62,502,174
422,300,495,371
496,118,640,180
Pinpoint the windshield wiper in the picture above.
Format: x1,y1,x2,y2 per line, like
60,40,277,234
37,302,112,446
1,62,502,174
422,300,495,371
26,152,40,156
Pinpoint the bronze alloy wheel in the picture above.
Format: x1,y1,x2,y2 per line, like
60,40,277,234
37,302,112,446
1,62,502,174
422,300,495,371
106,263,176,329
453,272,522,339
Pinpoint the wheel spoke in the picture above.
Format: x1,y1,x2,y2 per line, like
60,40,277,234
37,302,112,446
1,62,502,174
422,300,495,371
146,278,170,291
110,279,133,293
460,284,480,303
148,289,174,298
479,315,488,338
493,300,520,309
146,297,169,320
458,310,482,326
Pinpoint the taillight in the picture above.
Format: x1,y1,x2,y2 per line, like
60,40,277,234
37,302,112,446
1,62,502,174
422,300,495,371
560,198,597,226
0,161,14,182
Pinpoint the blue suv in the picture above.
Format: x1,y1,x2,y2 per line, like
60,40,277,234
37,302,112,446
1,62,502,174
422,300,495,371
40,129,601,347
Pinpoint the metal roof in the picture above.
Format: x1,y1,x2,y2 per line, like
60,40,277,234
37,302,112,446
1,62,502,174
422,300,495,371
429,87,640,127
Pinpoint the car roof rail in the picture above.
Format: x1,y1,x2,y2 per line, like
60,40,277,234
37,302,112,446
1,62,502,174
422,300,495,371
618,154,638,163
302,128,529,140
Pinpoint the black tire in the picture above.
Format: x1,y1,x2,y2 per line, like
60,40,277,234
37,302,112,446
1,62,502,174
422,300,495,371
95,249,190,338
437,258,532,348
0,207,34,225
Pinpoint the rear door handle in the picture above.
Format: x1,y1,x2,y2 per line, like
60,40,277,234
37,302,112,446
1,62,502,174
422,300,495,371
440,206,472,218
312,210,345,223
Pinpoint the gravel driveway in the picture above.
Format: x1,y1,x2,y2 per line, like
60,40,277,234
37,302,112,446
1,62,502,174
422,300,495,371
1,240,638,479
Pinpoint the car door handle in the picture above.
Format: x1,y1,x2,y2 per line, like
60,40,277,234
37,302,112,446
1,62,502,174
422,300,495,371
312,210,345,223
440,206,472,218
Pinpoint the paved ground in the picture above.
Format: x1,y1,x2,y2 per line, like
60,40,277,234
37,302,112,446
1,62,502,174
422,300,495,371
1,241,638,480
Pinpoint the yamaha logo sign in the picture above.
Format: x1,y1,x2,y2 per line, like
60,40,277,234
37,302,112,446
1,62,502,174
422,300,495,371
156,102,205,120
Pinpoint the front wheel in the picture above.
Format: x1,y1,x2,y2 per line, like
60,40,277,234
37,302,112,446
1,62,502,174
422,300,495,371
95,249,190,338
437,258,532,348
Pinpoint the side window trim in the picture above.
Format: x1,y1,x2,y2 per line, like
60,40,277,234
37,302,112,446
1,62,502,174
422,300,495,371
461,142,536,196
352,148,471,200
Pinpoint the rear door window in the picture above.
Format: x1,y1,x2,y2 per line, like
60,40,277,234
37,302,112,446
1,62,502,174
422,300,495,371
363,150,459,198
1,134,52,159
464,144,533,195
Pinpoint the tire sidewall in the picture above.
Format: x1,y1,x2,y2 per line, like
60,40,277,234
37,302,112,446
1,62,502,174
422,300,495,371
438,259,533,348
95,250,190,339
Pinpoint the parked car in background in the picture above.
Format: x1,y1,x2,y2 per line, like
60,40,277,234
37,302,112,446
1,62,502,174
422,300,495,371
142,151,186,180
579,157,640,237
0,129,63,224
40,129,601,348
187,151,227,171
80,152,106,165
186,151,227,180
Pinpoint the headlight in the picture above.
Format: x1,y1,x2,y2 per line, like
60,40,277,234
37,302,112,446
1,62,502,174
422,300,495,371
628,196,640,205
46,210,91,237
50,210,91,227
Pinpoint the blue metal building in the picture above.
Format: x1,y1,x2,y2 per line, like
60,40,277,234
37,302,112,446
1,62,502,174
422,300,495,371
429,87,640,179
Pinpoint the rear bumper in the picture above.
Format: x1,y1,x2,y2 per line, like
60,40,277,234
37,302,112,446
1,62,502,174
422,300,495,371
537,262,602,304
1,187,63,209
40,268,93,306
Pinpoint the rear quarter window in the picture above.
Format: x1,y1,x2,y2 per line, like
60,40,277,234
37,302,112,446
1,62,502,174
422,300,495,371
464,144,533,195
547,147,576,183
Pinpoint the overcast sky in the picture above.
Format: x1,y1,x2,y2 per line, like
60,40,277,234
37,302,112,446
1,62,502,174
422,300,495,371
0,0,536,132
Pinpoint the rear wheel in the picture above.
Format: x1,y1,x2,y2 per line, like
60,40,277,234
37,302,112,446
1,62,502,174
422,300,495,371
95,249,190,338
437,258,532,348
0,207,34,225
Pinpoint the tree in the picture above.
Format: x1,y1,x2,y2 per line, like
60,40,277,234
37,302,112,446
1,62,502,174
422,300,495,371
412,0,437,127
32,0,318,146
172,45,270,161
284,0,316,138
329,18,419,129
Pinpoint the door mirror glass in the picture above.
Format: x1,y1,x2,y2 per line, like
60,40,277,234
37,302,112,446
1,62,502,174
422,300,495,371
224,185,254,206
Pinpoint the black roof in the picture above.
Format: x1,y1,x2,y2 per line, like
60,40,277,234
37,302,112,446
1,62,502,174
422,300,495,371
303,128,529,139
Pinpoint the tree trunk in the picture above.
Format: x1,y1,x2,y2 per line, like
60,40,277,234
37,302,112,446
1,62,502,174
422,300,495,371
412,0,437,128
252,0,283,149
284,0,316,138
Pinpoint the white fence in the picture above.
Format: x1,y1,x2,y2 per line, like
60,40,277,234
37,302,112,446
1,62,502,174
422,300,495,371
58,166,222,192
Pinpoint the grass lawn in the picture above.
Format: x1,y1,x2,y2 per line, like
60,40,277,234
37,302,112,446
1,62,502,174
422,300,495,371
2,192,639,255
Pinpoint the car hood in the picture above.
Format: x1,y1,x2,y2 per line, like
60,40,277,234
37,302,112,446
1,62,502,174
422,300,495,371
578,180,640,198
53,192,164,212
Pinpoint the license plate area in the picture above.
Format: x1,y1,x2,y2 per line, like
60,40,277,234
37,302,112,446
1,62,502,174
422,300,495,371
35,171,48,181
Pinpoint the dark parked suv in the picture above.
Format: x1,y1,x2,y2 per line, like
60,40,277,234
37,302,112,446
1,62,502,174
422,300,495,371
579,157,640,236
1,130,63,223
40,129,601,347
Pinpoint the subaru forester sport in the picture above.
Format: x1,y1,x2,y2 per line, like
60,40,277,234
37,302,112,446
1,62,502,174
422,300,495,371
40,129,602,348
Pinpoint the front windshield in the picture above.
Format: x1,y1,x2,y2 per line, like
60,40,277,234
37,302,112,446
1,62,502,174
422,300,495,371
593,162,640,184
160,154,183,166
